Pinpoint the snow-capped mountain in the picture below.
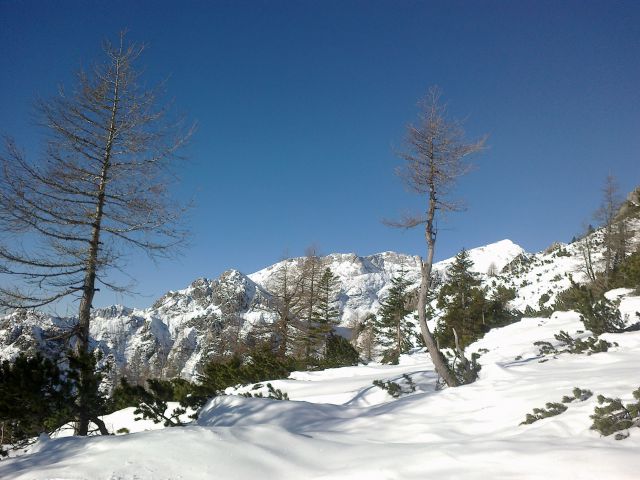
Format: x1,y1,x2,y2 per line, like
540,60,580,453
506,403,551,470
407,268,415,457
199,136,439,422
0,270,273,383
0,240,524,381
250,240,525,325
1,198,638,384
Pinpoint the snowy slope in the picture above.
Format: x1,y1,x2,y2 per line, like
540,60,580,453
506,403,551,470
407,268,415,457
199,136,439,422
2,299,639,479
496,217,640,312
434,238,525,276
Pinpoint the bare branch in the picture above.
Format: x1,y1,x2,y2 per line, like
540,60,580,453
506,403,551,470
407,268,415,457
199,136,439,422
0,32,193,434
386,86,486,388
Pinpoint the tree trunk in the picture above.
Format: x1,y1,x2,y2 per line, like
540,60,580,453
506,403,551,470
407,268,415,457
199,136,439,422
417,261,459,387
396,314,402,361
74,58,120,436
415,182,459,387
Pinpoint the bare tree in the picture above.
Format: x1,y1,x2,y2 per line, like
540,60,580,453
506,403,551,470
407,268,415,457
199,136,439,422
385,86,486,387
297,246,323,358
595,175,621,286
594,174,632,288
487,262,498,277
263,248,329,361
267,258,306,357
0,33,193,434
578,223,598,284
348,313,375,362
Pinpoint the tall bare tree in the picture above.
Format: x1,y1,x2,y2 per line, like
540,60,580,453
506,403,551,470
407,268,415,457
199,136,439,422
578,224,598,284
297,246,323,358
267,258,305,357
0,33,192,434
594,174,628,287
386,86,486,387
595,175,619,285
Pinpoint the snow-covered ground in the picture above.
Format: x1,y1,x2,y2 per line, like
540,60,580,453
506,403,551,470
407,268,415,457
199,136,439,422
2,299,639,479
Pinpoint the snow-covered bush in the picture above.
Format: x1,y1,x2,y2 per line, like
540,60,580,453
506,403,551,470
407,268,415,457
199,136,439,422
590,388,640,440
561,387,593,403
373,374,416,398
520,402,567,425
533,331,616,357
239,383,289,400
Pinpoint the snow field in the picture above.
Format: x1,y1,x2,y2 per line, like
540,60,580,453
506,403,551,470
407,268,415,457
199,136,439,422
1,304,639,479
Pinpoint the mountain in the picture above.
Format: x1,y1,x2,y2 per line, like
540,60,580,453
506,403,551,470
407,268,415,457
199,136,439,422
1,194,638,384
249,239,525,325
0,240,523,381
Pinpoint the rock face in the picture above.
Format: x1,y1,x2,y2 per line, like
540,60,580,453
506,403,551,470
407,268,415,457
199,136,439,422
1,220,638,383
0,310,76,361
87,270,274,383
0,269,273,383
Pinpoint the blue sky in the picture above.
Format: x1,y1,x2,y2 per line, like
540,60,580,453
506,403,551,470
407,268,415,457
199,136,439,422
1,0,639,311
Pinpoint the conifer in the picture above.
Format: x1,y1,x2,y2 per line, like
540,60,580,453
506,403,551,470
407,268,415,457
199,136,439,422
0,355,73,452
590,388,640,439
309,267,342,356
374,271,414,364
436,249,485,348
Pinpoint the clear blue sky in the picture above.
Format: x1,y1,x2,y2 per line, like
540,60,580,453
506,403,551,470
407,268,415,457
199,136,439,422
1,0,639,311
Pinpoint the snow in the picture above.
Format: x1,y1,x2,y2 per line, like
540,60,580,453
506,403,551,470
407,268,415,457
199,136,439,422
435,238,525,275
49,403,193,439
2,222,639,478
0,233,623,383
248,240,525,327
2,297,639,479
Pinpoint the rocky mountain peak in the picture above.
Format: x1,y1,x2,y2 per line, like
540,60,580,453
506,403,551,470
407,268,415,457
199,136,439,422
5,230,634,383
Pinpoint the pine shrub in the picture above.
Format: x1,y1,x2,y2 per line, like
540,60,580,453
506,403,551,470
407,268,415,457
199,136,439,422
534,331,616,358
0,354,74,454
520,402,568,425
521,387,594,426
450,351,482,385
590,388,640,440
580,298,626,335
373,374,416,398
561,387,593,403
322,333,359,368
240,383,289,400
112,378,190,427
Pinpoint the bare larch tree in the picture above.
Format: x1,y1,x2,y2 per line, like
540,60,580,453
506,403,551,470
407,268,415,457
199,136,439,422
0,34,192,434
386,86,486,387
267,258,306,358
594,174,626,287
297,246,323,359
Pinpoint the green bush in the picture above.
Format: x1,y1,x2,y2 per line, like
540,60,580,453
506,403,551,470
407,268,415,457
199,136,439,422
0,355,73,454
239,383,289,400
590,388,640,440
534,331,616,358
373,374,416,398
554,282,591,312
184,345,299,410
610,248,640,291
561,387,593,403
111,378,191,427
322,333,359,368
521,387,594,426
520,402,568,425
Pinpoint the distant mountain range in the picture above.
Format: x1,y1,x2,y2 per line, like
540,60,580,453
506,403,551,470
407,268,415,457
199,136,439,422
1,189,638,386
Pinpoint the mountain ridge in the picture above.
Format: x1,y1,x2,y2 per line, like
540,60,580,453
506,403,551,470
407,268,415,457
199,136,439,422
1,218,638,384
